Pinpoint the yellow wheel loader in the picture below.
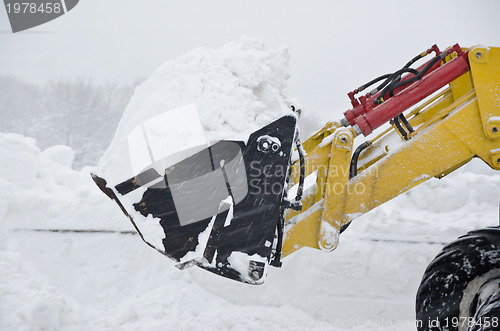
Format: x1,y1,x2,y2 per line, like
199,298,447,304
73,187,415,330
92,44,500,330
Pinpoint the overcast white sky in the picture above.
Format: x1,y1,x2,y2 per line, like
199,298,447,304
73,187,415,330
1,0,500,120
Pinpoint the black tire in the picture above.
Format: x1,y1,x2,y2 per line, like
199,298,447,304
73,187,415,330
416,227,500,331
468,290,500,331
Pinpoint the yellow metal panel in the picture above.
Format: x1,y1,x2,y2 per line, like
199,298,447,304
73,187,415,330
343,100,479,222
282,128,353,257
317,129,353,251
282,202,322,256
283,129,334,257
469,46,500,139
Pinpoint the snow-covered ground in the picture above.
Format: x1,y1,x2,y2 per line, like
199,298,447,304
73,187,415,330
2,39,500,330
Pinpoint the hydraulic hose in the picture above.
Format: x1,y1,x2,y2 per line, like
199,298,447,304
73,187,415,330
374,52,445,105
341,141,371,234
349,141,371,179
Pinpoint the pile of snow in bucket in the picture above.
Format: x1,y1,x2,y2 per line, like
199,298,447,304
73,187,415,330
2,38,500,330
97,37,299,185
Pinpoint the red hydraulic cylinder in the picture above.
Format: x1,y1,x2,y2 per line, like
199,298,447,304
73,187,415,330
343,61,441,126
343,46,442,126
353,52,470,136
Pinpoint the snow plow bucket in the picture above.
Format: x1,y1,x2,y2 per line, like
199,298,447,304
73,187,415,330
92,115,297,284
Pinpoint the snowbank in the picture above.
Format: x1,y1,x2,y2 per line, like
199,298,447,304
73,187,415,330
0,132,125,233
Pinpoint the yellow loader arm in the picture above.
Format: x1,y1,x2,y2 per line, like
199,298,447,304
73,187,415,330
283,45,500,257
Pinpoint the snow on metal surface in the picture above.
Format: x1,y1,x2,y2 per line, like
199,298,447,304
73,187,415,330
227,251,268,284
179,215,217,265
284,198,324,233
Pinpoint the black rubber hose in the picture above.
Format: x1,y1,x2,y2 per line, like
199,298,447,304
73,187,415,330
403,52,426,69
295,136,306,202
356,74,392,93
373,50,445,105
348,141,372,179
341,141,371,234
273,129,305,266
374,67,420,104
357,51,426,96
389,54,444,93
374,67,419,96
